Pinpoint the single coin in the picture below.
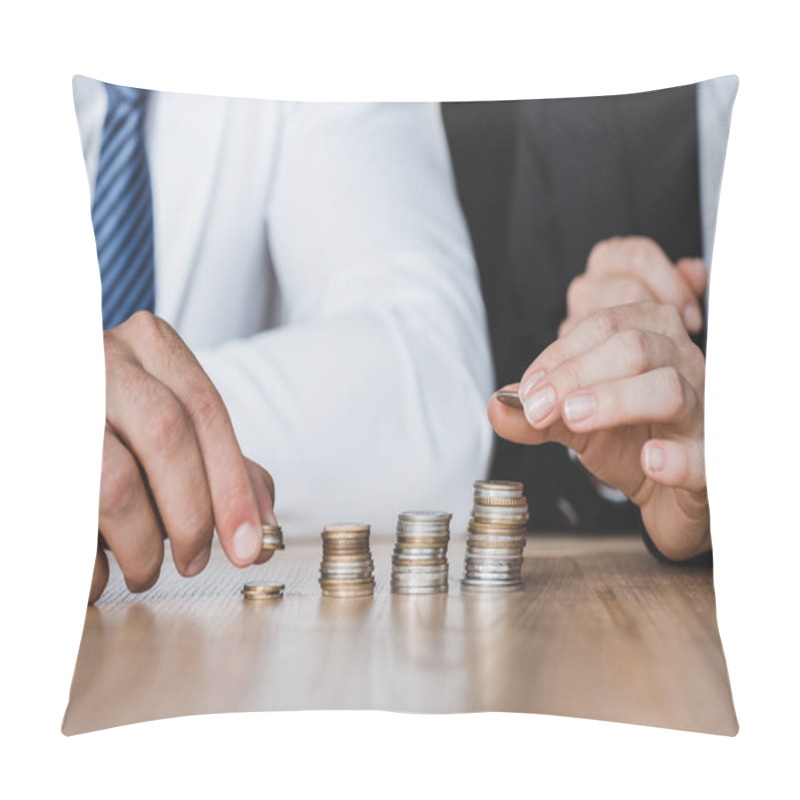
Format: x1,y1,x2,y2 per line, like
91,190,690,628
494,389,523,409
398,511,452,522
322,523,370,533
473,495,528,507
261,524,282,534
321,585,375,597
391,557,448,567
473,480,524,495
391,582,448,592
461,578,523,592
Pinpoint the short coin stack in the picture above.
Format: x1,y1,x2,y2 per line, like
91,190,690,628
390,511,452,595
261,523,285,552
241,582,285,600
461,480,528,592
319,524,375,598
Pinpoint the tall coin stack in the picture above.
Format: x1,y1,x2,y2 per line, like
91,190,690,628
390,511,452,595
461,480,528,592
319,524,375,598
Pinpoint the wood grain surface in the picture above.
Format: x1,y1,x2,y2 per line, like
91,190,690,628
62,533,737,736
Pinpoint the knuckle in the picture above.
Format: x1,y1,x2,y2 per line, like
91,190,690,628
554,361,582,397
660,303,683,330
168,506,214,559
588,236,619,265
147,400,192,455
687,344,706,390
661,366,688,417
627,236,658,270
593,308,620,341
621,281,647,305
620,329,651,373
100,450,141,519
124,309,163,341
184,385,225,431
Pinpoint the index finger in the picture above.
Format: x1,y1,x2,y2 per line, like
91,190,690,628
587,237,703,332
520,301,686,395
126,313,267,567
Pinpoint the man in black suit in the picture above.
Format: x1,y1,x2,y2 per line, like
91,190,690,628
442,82,721,563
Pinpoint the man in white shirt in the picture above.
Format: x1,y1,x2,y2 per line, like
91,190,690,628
73,77,494,602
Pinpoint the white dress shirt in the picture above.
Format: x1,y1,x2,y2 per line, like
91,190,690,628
73,76,495,537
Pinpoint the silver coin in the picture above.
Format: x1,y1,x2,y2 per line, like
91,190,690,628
472,506,529,522
465,542,526,553
461,583,523,593
391,583,448,592
391,564,449,574
319,578,375,588
392,547,448,555
321,583,375,595
465,549,524,559
473,479,524,495
398,510,452,522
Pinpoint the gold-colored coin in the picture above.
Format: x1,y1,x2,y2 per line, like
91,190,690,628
472,495,528,507
241,582,285,600
322,523,370,534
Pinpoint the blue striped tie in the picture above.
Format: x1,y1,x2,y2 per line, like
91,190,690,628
92,84,155,330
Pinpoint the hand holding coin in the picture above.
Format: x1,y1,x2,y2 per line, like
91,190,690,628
489,300,709,562
91,311,278,603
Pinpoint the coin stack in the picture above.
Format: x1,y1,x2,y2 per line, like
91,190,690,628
390,511,452,595
319,524,375,598
242,582,285,600
261,523,285,552
461,480,528,592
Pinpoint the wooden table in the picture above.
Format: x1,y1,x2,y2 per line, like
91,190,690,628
63,533,737,736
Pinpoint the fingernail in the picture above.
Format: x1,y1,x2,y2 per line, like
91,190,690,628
232,521,261,563
185,547,210,577
645,444,666,472
524,385,555,425
683,304,703,332
520,370,546,401
563,393,596,424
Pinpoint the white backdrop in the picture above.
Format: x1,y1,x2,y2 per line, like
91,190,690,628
1,1,797,797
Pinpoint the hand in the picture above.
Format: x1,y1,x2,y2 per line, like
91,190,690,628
489,301,709,561
559,236,707,337
89,311,277,604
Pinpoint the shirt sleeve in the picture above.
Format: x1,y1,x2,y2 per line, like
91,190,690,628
196,102,494,537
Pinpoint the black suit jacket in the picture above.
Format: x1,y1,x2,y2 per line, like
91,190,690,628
442,84,705,545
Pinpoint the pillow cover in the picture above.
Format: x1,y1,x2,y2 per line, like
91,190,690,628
63,75,738,736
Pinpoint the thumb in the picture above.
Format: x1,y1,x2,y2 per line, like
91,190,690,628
243,457,279,565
